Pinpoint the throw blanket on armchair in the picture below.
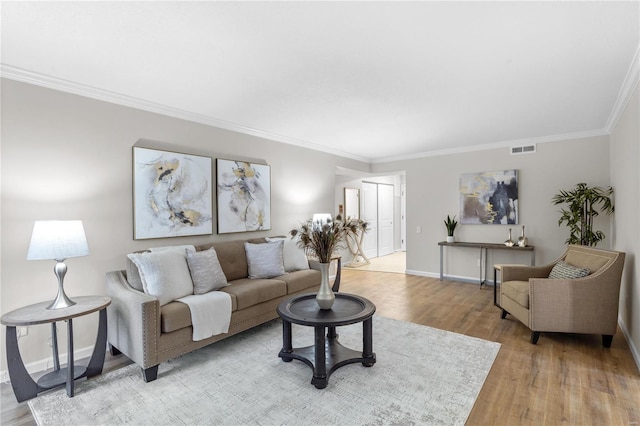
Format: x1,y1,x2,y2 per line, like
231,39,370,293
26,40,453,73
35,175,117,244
177,292,232,341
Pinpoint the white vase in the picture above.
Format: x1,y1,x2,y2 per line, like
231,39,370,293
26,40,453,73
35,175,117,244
316,262,335,310
446,236,455,243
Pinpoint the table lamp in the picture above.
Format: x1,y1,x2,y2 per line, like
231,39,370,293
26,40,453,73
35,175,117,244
312,213,332,230
26,220,90,310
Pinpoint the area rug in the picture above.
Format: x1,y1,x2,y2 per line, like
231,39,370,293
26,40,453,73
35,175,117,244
29,316,500,425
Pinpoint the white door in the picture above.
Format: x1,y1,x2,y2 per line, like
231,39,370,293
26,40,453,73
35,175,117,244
378,183,394,256
401,184,406,251
361,182,378,259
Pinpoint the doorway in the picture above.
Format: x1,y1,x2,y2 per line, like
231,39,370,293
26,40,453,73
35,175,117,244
362,181,394,259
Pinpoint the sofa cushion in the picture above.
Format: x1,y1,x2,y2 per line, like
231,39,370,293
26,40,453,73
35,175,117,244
275,269,321,294
245,241,286,279
221,278,287,310
127,250,194,306
186,248,229,294
502,280,530,308
161,301,193,333
548,260,590,279
266,236,310,272
160,292,239,334
199,240,249,281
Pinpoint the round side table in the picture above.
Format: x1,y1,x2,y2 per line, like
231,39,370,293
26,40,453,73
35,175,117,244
1,295,111,402
277,292,376,389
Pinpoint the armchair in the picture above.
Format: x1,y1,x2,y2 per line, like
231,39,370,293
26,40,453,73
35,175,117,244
499,245,625,346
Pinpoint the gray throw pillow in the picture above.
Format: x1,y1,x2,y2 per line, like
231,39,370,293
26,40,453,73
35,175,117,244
548,260,590,279
186,248,229,294
245,240,286,279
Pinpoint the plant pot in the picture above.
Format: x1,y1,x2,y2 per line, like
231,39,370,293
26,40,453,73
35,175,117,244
316,262,335,310
446,236,455,243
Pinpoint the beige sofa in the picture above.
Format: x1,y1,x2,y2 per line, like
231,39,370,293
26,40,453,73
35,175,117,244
106,238,321,382
500,244,625,346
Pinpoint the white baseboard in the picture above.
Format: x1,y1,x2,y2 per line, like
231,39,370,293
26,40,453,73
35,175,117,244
0,345,99,384
618,316,640,373
405,270,484,285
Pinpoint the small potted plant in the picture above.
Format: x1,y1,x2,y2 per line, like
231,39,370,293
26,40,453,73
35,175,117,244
444,215,458,243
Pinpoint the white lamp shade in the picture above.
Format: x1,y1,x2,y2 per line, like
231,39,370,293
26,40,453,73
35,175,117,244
26,220,90,261
312,213,332,224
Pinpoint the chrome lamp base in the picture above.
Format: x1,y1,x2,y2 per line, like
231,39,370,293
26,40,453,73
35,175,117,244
47,260,76,310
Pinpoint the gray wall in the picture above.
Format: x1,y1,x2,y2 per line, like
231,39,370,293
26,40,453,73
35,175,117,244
373,135,612,278
0,79,369,370
610,84,640,367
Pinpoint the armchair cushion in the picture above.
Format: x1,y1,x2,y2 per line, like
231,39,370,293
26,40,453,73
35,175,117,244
548,260,590,279
502,280,530,308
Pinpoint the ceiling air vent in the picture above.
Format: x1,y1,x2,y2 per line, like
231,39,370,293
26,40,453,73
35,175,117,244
510,144,536,155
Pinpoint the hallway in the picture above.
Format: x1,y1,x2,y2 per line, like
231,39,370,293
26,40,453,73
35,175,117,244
346,251,406,274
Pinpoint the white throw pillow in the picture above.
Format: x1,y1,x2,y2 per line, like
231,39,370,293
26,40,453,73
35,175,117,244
186,248,229,294
266,237,309,272
127,250,194,306
245,241,286,279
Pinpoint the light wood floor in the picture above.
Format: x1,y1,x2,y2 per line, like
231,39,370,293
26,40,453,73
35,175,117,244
346,251,406,273
2,270,639,425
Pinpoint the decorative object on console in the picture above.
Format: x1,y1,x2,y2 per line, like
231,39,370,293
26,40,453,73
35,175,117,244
460,169,518,225
444,214,458,243
517,225,527,247
217,159,271,234
133,147,213,240
504,228,515,247
26,220,90,310
290,215,360,309
551,182,614,247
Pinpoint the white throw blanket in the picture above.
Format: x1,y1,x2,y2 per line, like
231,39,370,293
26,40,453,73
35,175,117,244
177,292,232,341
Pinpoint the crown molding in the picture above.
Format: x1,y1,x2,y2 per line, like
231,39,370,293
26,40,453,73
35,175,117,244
0,65,370,164
371,128,610,164
0,64,624,166
605,45,640,133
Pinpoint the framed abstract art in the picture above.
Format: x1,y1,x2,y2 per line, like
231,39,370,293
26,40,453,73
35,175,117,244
459,169,518,224
133,147,213,239
216,159,271,234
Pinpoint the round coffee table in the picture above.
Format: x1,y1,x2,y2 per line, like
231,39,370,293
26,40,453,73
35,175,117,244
276,292,376,389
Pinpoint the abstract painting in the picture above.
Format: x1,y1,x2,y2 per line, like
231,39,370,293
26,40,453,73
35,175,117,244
460,169,518,224
133,147,213,239
216,159,271,234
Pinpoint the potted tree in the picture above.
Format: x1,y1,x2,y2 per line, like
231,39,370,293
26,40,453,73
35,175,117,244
444,215,458,243
552,182,614,246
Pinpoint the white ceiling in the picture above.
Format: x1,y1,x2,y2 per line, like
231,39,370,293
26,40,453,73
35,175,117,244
1,1,639,163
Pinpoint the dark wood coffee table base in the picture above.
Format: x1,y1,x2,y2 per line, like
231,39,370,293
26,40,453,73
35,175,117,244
277,293,376,389
279,322,375,389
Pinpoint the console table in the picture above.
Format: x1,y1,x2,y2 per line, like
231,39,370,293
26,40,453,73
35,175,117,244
438,241,535,285
1,296,111,402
